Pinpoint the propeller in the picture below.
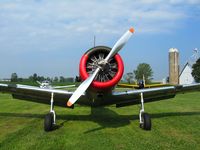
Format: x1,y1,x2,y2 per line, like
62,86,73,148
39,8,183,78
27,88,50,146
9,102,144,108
67,27,134,107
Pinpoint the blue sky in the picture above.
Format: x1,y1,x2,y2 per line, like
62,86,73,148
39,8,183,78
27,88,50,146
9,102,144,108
0,0,200,80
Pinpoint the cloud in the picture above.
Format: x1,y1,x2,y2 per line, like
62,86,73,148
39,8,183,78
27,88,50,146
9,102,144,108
169,0,200,4
0,0,199,53
0,0,199,78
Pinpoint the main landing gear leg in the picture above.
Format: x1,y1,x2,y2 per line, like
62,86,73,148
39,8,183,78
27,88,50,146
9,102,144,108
44,92,56,132
139,93,151,130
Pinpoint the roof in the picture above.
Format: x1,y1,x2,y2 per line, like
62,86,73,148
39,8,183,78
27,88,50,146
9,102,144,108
179,62,192,77
169,48,179,53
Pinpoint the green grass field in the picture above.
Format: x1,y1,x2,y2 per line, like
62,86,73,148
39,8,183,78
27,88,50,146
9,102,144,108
0,92,199,150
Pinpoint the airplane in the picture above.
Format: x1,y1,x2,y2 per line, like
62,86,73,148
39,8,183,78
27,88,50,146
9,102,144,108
118,82,170,89
36,80,75,89
0,27,200,132
118,75,170,89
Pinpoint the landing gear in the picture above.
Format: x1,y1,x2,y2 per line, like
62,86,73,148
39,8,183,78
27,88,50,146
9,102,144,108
44,93,56,132
139,93,151,130
44,112,54,131
140,112,151,130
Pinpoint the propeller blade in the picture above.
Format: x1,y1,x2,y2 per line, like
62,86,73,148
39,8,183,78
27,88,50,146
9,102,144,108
105,27,134,62
67,68,100,107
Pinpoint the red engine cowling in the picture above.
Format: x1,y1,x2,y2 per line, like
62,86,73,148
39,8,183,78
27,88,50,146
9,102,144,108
79,46,124,90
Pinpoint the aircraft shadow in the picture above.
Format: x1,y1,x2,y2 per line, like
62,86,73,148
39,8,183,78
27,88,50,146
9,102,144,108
0,109,199,133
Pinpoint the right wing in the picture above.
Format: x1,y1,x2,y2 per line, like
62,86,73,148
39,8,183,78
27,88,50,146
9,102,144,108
0,83,88,108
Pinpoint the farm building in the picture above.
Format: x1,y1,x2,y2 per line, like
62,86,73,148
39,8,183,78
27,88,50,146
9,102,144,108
179,62,195,85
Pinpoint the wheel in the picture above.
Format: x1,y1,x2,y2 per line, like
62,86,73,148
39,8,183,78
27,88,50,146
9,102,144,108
44,113,54,131
140,113,151,130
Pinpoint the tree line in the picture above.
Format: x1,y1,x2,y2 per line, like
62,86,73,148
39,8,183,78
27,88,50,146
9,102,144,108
7,58,200,84
10,63,154,84
10,73,74,83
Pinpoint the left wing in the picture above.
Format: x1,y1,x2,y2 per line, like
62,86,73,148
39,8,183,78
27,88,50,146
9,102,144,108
53,85,76,89
0,83,87,107
104,83,200,107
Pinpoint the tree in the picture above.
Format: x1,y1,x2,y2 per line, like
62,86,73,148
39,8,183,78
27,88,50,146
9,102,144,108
65,77,74,83
192,58,200,82
59,76,65,82
54,77,59,82
18,78,23,82
28,75,33,81
124,72,134,83
37,76,45,82
11,73,18,82
46,77,51,81
134,63,153,83
33,73,38,81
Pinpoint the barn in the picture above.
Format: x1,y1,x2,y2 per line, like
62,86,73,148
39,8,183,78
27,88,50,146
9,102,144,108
179,62,195,85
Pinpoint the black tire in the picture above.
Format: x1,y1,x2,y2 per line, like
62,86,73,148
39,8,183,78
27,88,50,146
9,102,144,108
140,113,151,130
44,113,54,132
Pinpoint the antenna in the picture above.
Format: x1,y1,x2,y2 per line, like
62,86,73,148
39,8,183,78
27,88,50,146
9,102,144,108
93,35,96,47
193,48,199,60
188,48,199,65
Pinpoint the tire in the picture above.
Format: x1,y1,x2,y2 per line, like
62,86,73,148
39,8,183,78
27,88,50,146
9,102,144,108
140,113,151,130
44,113,54,132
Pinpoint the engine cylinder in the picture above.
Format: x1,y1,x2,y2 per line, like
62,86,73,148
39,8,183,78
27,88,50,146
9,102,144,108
79,46,124,90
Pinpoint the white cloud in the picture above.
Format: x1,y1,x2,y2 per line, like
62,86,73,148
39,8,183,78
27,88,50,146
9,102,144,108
0,0,199,53
170,0,200,4
0,0,199,78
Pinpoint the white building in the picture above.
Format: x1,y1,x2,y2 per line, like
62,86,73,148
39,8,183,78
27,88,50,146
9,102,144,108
179,62,195,85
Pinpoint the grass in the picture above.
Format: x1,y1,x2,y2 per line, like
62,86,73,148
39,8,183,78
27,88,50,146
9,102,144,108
0,92,199,150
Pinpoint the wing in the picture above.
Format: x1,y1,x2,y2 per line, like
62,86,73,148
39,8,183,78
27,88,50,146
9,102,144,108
53,85,76,89
105,83,200,107
118,83,170,89
0,83,87,108
118,83,138,88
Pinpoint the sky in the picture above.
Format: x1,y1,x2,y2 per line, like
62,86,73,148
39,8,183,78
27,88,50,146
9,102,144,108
0,0,200,80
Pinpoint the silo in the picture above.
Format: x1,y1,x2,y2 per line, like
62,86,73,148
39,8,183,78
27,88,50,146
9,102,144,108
169,48,179,85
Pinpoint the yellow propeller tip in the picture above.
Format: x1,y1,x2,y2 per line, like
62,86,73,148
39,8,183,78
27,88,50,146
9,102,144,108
67,101,73,107
129,27,134,33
